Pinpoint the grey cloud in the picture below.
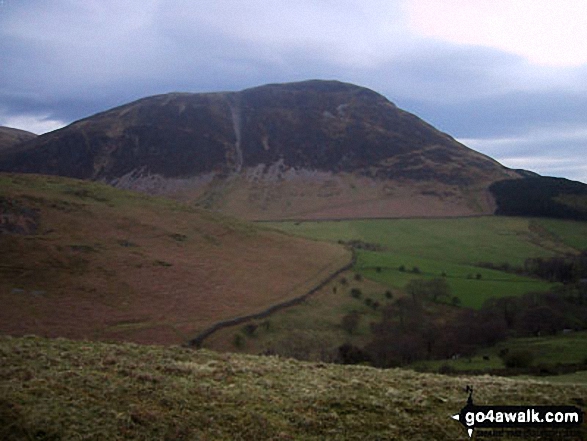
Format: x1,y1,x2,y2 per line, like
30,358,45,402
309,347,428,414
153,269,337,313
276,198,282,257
1,1,587,183
398,91,587,139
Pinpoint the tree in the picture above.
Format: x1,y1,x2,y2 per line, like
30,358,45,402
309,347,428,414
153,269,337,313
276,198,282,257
338,343,372,365
341,311,361,334
405,278,450,303
502,349,534,368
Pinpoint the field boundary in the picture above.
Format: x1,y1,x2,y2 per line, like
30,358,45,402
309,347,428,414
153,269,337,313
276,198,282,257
188,251,356,348
253,214,492,223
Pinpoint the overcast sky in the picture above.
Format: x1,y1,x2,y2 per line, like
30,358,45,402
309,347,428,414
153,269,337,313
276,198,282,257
2,1,587,183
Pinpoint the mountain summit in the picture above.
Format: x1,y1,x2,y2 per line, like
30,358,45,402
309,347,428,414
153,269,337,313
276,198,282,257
0,80,520,219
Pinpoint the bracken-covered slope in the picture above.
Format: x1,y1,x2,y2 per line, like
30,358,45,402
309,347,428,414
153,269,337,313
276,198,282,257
0,173,349,345
0,80,520,220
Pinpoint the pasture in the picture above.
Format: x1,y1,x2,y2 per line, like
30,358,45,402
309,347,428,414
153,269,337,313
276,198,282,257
265,216,577,309
412,331,587,380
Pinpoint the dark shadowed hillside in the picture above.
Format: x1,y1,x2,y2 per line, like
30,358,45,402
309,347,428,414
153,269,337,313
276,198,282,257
490,177,587,220
0,126,36,151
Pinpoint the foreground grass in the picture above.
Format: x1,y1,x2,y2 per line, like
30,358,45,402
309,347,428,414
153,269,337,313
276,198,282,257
1,336,586,440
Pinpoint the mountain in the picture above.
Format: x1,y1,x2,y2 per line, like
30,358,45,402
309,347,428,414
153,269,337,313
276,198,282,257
0,126,36,151
0,80,521,220
0,173,349,344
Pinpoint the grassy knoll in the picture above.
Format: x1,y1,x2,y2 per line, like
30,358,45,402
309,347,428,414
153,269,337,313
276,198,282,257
0,173,349,345
1,336,586,441
412,331,587,377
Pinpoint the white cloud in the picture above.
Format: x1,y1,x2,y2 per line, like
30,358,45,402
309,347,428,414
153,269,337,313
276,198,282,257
1,114,66,135
405,0,587,67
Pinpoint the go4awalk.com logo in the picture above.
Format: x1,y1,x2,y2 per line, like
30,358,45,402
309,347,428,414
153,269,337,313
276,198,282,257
451,386,584,438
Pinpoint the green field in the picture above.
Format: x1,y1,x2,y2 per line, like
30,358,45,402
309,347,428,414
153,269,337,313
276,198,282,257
412,331,587,379
265,217,579,308
355,250,554,308
266,217,578,265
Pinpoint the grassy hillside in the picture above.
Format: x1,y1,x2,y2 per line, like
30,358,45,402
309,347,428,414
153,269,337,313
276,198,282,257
265,217,576,308
1,336,585,440
0,173,350,345
203,270,394,359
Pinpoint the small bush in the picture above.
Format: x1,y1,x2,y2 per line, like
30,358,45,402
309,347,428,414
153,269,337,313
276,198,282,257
503,350,534,368
242,323,258,336
354,273,363,281
350,288,362,299
412,266,421,274
338,343,371,364
399,265,406,272
233,334,245,349
375,267,382,273
341,312,361,335
384,290,393,300
170,233,188,242
117,240,138,248
438,364,456,375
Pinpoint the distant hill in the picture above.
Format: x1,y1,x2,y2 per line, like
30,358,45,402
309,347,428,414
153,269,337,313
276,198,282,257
0,173,349,344
490,176,587,220
0,80,521,220
0,126,36,151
